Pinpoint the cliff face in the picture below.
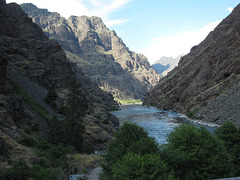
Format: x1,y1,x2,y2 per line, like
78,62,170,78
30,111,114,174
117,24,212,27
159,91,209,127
144,3,240,125
21,3,160,99
0,1,119,164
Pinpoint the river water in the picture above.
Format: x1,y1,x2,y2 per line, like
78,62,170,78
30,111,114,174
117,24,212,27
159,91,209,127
111,104,216,145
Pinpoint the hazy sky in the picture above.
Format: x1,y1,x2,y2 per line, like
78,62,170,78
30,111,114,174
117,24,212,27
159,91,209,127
6,0,239,64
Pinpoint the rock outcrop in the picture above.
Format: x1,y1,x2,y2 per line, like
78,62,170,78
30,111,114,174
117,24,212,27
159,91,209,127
0,1,119,165
21,3,160,100
144,3,240,125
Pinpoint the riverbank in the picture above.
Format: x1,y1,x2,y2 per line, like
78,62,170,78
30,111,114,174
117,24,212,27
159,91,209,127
143,104,220,128
114,98,142,105
177,113,220,128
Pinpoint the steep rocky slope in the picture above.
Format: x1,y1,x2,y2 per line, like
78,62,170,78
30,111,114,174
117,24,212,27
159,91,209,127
21,3,160,100
0,0,119,167
144,3,240,125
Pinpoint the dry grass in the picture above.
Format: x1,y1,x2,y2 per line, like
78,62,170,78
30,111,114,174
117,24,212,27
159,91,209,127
0,130,35,170
71,153,102,174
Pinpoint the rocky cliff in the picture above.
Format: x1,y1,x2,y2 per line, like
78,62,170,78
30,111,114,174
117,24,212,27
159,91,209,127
21,3,160,100
144,3,240,126
0,1,119,167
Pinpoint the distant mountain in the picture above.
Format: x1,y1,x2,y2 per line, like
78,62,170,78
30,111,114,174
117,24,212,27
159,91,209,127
152,55,183,76
144,3,240,126
21,3,160,100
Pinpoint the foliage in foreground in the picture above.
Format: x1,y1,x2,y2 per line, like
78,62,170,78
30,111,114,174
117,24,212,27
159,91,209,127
100,123,175,180
161,124,234,180
100,122,239,180
215,121,240,176
0,140,73,180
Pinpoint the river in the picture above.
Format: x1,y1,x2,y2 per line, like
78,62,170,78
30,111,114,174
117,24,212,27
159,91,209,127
111,104,217,145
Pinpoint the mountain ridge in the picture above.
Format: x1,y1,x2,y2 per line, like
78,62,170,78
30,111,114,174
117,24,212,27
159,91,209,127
144,3,240,126
21,3,160,100
0,1,120,168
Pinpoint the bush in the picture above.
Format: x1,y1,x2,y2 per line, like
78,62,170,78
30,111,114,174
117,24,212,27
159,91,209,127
1,159,60,180
44,90,58,108
29,164,58,180
100,123,173,179
112,153,174,180
19,133,37,148
215,121,239,148
215,121,240,175
1,160,30,180
102,119,109,125
161,124,234,179
186,111,195,118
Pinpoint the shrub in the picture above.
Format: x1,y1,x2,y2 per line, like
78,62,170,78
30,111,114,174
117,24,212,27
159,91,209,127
215,121,240,175
1,160,30,180
186,111,195,118
112,153,174,180
102,119,109,125
29,164,58,180
44,90,58,108
19,133,37,148
161,124,234,179
100,123,172,179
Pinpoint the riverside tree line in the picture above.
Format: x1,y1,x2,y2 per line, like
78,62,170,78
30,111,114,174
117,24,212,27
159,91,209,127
100,121,240,180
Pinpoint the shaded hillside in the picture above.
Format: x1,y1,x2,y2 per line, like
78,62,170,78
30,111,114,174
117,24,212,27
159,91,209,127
144,3,240,125
152,55,183,76
0,1,119,169
21,3,160,100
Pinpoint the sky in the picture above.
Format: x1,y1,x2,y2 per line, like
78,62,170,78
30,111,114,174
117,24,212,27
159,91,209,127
6,0,240,64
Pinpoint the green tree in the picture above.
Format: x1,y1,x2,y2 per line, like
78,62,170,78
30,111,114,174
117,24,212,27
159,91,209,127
215,121,240,175
47,116,64,145
112,153,174,180
0,160,30,180
44,89,58,108
100,123,174,179
47,78,88,152
161,124,234,180
29,164,58,180
215,121,239,148
63,78,87,151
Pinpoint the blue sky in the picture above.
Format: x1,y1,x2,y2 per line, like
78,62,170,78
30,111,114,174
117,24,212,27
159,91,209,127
6,0,239,64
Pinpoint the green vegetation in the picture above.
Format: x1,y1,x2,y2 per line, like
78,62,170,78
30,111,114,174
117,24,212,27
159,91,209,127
10,80,52,121
2,79,94,179
111,153,173,180
161,124,233,179
186,111,195,118
44,89,58,108
6,79,240,179
149,102,158,107
102,119,110,125
0,140,74,180
215,121,240,175
100,123,175,180
114,98,142,105
100,122,240,180
48,78,91,152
